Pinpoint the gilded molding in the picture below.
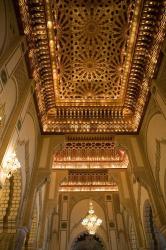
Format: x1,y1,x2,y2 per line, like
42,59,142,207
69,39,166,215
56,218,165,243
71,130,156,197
16,0,166,133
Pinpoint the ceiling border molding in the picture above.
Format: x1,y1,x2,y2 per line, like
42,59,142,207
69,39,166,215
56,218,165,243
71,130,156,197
15,0,166,134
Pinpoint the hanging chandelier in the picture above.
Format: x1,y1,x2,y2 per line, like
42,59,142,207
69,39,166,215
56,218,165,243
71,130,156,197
1,151,21,179
81,202,102,235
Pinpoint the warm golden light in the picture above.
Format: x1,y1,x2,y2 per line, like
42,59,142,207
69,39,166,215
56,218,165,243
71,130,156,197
81,202,102,235
17,0,166,133
53,162,128,169
59,185,118,192
47,21,52,29
1,151,21,179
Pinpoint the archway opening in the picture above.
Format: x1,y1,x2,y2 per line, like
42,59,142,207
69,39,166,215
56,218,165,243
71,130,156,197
71,232,105,250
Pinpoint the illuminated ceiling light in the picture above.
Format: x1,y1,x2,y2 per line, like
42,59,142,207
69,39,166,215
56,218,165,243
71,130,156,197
47,21,52,29
17,0,166,133
1,151,21,179
81,202,102,235
49,40,54,47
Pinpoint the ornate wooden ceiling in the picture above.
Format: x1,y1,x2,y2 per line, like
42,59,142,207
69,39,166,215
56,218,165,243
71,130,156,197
59,170,118,192
17,0,166,133
52,137,128,169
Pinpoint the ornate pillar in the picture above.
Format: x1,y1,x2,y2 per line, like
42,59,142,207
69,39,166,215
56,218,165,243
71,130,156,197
49,209,60,250
105,194,117,250
49,231,59,250
121,171,148,250
59,194,69,250
116,213,129,250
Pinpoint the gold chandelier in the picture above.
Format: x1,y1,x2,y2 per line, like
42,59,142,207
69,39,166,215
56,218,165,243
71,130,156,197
81,202,102,235
2,151,21,179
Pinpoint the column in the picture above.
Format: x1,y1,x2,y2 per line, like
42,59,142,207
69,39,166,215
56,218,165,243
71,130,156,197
105,194,117,250
59,194,69,250
116,213,129,250
14,227,28,250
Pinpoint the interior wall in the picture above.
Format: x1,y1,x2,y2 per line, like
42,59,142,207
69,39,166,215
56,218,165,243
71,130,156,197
0,0,19,60
0,1,43,249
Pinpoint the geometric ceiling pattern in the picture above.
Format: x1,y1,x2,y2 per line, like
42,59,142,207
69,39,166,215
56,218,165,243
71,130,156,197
57,0,128,103
17,0,166,133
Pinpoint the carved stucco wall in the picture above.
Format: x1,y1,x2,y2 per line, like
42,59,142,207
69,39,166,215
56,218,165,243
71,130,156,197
0,1,40,246
0,78,17,138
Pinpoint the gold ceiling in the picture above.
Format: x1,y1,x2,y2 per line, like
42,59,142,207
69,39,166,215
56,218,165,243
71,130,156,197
17,0,166,133
59,170,119,192
52,136,128,169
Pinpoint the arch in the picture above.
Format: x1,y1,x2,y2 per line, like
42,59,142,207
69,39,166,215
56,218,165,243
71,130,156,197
146,113,166,199
70,232,106,250
70,198,107,231
69,198,108,250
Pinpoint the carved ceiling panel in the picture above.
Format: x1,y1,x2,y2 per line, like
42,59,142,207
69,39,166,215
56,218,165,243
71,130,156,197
17,0,166,133
52,138,128,169
57,0,129,104
59,170,119,192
